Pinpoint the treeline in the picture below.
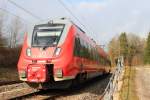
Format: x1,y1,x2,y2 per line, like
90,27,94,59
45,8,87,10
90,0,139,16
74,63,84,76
0,10,26,47
144,33,150,64
0,10,26,67
108,32,150,66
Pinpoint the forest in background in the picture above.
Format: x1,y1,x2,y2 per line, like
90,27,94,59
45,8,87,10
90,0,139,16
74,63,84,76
108,32,150,67
0,10,26,67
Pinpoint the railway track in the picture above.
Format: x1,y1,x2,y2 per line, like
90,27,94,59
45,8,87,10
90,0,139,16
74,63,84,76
15,89,66,100
0,81,22,86
0,82,39,100
0,74,111,100
11,74,111,100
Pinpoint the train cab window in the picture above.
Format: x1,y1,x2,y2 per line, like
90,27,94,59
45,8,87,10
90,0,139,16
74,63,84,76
32,24,64,47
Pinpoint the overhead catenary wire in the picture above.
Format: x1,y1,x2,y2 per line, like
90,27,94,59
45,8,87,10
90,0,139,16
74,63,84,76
0,0,41,48
56,0,92,34
7,0,42,21
66,1,97,38
0,7,32,24
0,5,35,48
0,7,30,48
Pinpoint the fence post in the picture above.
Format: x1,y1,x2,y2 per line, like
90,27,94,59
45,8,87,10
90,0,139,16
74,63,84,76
100,56,124,100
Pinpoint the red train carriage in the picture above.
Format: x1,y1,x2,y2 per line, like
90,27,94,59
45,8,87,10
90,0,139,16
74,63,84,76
17,18,111,89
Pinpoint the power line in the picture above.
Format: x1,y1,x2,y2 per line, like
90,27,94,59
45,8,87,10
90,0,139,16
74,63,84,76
7,0,42,21
67,1,96,35
0,7,32,48
0,7,32,24
57,0,91,34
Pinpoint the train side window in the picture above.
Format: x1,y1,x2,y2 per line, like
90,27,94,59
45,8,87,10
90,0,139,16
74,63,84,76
89,45,93,60
79,38,84,58
93,48,96,61
91,46,94,60
87,44,90,59
74,37,81,56
85,42,89,58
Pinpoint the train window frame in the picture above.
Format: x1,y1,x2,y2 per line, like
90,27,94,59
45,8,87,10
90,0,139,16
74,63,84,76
31,24,65,47
74,36,81,57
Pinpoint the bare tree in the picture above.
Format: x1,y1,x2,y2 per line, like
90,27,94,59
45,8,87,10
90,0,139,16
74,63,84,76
109,33,145,66
0,10,6,46
127,34,145,65
9,17,23,48
108,36,119,67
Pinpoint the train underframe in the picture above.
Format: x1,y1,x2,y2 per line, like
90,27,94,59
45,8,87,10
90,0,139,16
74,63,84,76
26,64,108,90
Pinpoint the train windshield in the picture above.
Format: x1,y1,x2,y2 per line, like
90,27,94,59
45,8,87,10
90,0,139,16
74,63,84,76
32,24,64,47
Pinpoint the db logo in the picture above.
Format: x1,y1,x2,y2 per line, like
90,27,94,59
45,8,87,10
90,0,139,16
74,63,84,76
39,52,47,57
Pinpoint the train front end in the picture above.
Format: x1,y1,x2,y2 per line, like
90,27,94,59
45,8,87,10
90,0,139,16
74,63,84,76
17,19,76,87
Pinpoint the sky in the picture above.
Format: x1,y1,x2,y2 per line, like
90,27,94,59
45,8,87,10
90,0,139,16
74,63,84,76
0,0,150,46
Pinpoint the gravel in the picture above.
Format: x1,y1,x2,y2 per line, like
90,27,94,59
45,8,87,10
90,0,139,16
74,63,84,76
20,74,111,100
0,82,26,93
54,75,111,100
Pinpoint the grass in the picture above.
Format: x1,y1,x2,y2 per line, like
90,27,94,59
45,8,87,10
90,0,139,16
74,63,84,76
120,66,139,100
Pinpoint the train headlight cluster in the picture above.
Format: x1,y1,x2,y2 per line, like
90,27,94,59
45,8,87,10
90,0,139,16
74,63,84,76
55,69,63,78
19,70,26,78
26,48,31,56
55,47,61,56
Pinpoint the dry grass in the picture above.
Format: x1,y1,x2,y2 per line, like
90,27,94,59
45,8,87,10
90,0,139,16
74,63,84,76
120,66,139,100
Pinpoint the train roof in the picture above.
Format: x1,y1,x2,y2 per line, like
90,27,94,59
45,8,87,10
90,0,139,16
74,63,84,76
27,18,108,58
27,18,73,47
36,18,73,25
28,18,73,33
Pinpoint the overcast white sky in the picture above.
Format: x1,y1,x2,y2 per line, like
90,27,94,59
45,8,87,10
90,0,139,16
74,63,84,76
0,0,150,46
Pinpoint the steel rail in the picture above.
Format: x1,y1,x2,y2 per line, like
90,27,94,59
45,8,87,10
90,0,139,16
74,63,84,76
0,82,38,100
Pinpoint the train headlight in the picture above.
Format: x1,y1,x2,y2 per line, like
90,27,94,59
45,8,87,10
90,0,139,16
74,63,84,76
55,47,61,56
19,70,26,78
26,48,31,56
55,69,63,78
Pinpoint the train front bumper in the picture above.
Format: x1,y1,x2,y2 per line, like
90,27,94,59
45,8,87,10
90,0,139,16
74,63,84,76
27,65,47,83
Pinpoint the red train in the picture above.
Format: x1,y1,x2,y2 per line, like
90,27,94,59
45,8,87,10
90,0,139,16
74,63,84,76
17,18,111,89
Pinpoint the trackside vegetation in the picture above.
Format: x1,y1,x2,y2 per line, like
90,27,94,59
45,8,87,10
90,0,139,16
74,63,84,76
120,67,139,100
144,32,150,64
109,32,150,100
109,32,145,66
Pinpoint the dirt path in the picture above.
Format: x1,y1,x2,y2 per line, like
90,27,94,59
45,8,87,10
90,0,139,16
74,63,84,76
136,67,150,100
